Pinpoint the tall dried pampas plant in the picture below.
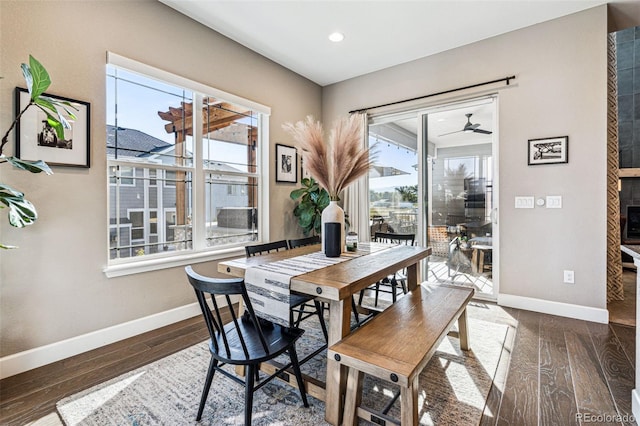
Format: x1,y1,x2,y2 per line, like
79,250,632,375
283,115,375,201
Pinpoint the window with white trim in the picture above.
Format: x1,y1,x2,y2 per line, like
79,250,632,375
106,54,268,266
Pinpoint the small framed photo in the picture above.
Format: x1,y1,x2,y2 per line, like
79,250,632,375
300,156,311,180
15,87,91,168
527,136,568,166
275,143,297,183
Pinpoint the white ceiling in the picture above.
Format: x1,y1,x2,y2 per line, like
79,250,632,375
160,0,608,86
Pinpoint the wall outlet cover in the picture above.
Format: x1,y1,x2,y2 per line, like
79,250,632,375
547,195,562,208
515,196,534,209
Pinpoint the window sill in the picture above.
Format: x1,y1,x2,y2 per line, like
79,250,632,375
104,247,246,278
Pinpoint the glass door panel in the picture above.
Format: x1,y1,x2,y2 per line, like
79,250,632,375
422,98,497,299
368,119,419,239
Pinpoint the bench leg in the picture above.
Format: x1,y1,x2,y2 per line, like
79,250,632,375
458,308,470,351
400,375,419,426
342,368,364,426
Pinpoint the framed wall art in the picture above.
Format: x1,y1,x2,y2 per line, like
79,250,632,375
275,143,297,183
527,136,568,166
15,87,91,168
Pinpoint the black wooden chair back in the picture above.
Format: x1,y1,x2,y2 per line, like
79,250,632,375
361,232,417,307
373,232,416,246
288,235,320,249
245,240,289,257
185,266,308,424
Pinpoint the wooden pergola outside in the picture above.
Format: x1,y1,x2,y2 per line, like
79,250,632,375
158,98,258,233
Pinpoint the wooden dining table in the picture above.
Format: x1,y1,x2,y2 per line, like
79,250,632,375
218,242,432,425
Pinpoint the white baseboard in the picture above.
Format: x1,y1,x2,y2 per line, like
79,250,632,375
0,303,201,380
498,293,609,324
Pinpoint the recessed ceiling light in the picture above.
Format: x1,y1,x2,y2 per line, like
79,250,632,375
328,32,345,42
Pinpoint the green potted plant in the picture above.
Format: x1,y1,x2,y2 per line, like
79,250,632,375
0,55,75,248
290,177,330,236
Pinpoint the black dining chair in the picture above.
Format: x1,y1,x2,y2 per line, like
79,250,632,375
245,239,289,256
185,266,309,425
359,232,416,307
245,240,328,342
287,235,320,249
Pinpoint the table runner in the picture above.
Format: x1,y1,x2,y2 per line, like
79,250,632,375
244,246,372,327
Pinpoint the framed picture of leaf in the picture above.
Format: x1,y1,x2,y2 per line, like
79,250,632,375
15,87,91,168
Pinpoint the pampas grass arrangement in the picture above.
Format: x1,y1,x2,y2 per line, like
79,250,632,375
283,115,375,201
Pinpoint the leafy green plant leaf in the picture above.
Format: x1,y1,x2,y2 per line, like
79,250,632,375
0,184,38,228
39,96,77,121
290,177,329,236
28,55,51,99
5,156,53,174
21,63,33,94
290,188,307,200
35,96,77,140
45,115,66,140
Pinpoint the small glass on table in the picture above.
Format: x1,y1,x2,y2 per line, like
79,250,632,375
346,232,358,252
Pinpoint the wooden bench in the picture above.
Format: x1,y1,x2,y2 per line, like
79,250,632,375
327,283,474,426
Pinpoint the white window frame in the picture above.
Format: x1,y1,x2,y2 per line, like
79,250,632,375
109,165,136,187
104,52,270,278
128,208,146,245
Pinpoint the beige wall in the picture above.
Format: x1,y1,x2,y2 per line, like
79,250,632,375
323,6,609,311
0,0,321,356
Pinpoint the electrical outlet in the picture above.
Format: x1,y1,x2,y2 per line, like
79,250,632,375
563,270,575,284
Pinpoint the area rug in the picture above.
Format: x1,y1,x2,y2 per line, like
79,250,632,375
57,309,508,425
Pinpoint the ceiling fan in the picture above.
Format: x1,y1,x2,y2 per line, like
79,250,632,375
439,113,492,136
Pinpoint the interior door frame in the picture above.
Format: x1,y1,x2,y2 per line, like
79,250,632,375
416,95,499,300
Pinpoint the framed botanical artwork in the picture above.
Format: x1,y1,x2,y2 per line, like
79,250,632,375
527,136,568,166
275,143,297,183
15,87,91,168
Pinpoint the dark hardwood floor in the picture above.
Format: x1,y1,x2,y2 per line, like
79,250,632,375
0,303,636,425
480,307,636,426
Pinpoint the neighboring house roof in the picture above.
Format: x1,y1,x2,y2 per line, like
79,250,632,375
106,124,247,175
107,125,174,159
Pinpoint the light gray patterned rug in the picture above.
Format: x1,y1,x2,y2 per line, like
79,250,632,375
57,306,508,425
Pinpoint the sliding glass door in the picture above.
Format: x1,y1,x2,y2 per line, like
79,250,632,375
366,96,498,300
420,97,498,300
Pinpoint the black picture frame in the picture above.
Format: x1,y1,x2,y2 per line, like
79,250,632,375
275,143,297,183
15,87,91,168
527,136,568,166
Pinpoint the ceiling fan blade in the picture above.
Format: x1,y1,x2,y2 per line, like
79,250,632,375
473,128,492,134
438,129,464,137
464,123,480,131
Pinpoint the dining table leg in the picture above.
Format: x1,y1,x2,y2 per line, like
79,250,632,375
406,260,421,291
325,297,352,425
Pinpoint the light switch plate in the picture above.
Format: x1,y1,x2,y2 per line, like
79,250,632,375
515,196,534,209
546,195,562,208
